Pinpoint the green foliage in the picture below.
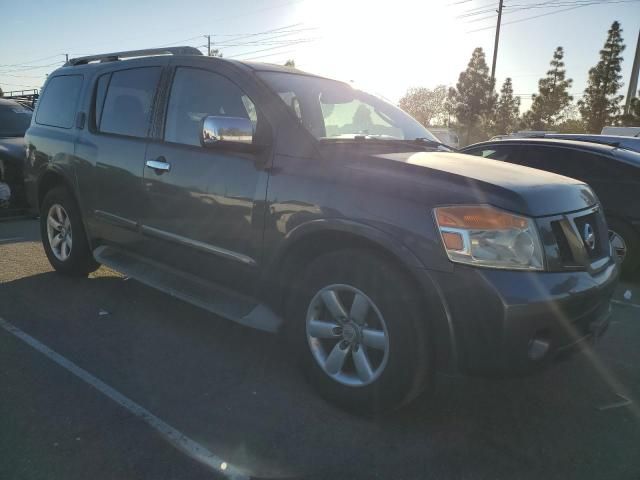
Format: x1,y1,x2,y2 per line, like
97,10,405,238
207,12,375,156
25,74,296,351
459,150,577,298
209,49,223,57
618,91,640,126
0,86,3,97
523,47,573,130
398,85,448,126
492,77,520,135
578,21,626,133
449,47,497,144
284,59,296,68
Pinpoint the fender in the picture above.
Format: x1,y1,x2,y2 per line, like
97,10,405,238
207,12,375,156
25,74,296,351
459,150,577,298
263,217,460,373
35,164,95,251
279,217,427,270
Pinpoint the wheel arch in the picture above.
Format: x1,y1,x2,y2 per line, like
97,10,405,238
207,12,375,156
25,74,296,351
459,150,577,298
37,167,76,209
265,219,458,372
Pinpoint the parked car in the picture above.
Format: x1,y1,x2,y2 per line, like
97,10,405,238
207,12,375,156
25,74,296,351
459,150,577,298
522,133,640,153
462,138,640,277
0,98,32,210
601,126,640,137
24,47,618,412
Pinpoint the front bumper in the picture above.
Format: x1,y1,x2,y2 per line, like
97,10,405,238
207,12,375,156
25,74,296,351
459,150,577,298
428,259,619,375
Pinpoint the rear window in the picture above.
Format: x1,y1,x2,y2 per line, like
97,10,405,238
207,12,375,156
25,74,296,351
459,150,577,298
98,67,161,138
35,75,83,129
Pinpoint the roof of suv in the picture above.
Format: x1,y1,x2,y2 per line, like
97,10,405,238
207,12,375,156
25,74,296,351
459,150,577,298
467,137,621,155
53,47,321,79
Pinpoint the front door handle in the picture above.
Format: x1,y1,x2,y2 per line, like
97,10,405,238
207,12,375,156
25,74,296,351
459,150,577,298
145,158,171,174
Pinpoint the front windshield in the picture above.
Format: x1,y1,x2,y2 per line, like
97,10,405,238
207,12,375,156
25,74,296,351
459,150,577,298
258,71,438,142
0,104,32,137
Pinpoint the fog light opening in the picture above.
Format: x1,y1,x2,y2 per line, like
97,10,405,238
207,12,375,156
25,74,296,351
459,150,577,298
528,330,551,361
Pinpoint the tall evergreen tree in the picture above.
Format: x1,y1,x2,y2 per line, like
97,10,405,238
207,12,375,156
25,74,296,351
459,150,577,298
449,47,496,144
523,47,573,129
618,90,640,126
492,78,520,135
578,21,626,133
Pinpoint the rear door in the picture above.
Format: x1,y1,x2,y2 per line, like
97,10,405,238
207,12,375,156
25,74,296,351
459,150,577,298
75,61,165,247
139,60,272,296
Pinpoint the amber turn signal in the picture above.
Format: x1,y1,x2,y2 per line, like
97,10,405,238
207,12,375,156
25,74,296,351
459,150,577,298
435,206,528,230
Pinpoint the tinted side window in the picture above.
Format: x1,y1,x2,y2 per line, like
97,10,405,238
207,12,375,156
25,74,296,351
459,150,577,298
165,68,259,147
36,75,83,129
465,145,515,161
569,151,616,181
99,67,161,138
522,147,587,178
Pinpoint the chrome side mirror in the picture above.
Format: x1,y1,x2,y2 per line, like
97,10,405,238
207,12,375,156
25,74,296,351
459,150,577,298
201,115,254,147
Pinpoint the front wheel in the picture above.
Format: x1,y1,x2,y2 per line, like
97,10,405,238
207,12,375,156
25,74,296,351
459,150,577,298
40,186,99,276
287,249,432,414
607,218,639,279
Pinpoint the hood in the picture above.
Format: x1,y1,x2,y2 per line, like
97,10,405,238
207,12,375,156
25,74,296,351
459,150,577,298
369,150,597,217
0,136,27,163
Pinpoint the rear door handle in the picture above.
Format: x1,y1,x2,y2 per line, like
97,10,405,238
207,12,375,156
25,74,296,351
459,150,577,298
145,158,171,174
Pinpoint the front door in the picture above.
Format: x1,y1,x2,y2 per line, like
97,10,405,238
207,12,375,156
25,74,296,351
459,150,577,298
140,65,271,296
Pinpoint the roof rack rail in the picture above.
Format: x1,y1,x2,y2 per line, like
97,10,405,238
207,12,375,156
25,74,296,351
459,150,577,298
65,46,203,66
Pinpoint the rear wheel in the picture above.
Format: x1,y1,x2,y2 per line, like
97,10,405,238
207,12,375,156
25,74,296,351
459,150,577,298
287,249,432,414
607,218,639,278
40,186,99,276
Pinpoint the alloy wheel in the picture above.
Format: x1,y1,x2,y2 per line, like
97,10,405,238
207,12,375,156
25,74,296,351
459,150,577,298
47,204,73,262
306,284,390,387
609,229,627,263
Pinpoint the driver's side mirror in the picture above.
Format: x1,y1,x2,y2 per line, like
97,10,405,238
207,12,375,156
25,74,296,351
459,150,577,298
201,115,254,147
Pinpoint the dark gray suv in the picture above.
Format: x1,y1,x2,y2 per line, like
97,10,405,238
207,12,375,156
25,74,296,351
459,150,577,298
24,47,619,412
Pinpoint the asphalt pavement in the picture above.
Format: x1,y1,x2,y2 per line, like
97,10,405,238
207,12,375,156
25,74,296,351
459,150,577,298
1,218,639,480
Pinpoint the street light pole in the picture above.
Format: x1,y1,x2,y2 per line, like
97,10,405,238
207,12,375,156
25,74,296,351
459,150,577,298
490,0,504,90
624,29,640,115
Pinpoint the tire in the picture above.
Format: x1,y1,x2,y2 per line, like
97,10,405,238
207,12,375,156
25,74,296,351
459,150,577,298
607,218,639,279
40,186,99,276
286,249,432,414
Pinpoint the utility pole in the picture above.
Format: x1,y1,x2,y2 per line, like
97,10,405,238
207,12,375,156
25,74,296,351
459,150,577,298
205,35,211,56
65,53,69,63
624,29,640,115
490,0,504,90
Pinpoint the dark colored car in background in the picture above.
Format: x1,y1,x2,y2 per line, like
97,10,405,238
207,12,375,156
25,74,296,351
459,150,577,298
462,138,640,277
0,98,32,211
24,48,618,413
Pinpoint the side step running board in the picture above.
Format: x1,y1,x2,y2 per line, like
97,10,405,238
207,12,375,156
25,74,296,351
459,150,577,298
93,246,283,333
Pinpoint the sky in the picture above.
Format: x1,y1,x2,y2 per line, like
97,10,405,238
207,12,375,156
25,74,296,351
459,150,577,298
1,0,639,114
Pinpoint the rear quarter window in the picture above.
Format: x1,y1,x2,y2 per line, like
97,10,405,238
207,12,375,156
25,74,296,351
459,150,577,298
35,75,83,129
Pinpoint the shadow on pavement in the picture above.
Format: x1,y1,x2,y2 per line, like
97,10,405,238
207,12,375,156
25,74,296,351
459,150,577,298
1,269,639,480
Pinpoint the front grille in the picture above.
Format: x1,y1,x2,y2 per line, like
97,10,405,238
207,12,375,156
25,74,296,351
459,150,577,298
551,220,574,264
573,213,602,259
540,205,610,271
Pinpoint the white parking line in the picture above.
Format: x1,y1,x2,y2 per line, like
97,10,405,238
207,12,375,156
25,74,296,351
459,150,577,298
612,300,640,310
0,316,248,480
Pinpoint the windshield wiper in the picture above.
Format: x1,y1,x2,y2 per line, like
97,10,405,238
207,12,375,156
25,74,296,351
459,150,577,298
412,137,455,151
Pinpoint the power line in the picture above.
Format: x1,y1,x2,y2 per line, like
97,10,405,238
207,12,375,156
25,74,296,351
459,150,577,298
229,39,315,59
0,54,64,68
0,61,62,74
243,49,298,61
466,0,640,30
467,4,590,32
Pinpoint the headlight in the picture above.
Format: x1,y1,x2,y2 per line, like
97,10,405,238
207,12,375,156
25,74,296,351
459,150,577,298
434,205,544,271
